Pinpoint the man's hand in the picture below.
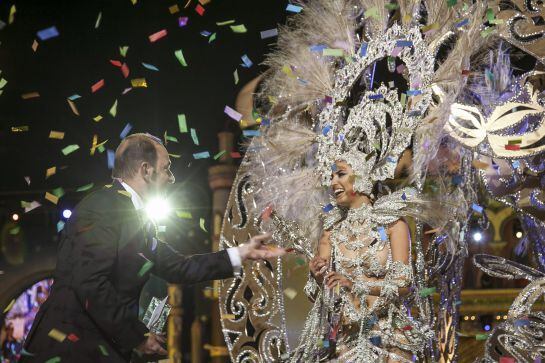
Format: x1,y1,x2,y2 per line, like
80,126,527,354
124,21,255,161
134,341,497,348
135,333,167,356
309,256,328,284
238,233,286,261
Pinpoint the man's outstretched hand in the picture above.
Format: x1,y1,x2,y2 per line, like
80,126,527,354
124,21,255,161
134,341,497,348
238,233,286,261
135,333,167,356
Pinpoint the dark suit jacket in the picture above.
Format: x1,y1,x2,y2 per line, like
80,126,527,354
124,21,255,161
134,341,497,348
21,182,234,362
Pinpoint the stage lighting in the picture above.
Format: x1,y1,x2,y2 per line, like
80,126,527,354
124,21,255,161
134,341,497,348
515,231,523,238
62,209,72,219
12,213,19,221
472,231,482,242
146,197,171,221
484,324,491,331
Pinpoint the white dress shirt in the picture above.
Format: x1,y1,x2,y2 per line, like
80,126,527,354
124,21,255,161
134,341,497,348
119,181,242,276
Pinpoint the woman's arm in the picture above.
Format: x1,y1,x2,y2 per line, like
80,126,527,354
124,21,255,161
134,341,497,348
305,230,332,300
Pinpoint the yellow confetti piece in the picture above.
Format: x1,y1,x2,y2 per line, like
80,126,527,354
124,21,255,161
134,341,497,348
222,314,236,320
3,299,15,313
109,99,118,117
131,78,147,87
169,4,180,13
67,98,79,116
46,166,56,178
119,45,129,57
176,210,192,219
216,20,235,26
130,0,137,4
199,0,211,4
48,329,67,342
21,92,40,99
45,192,59,205
117,190,132,198
421,23,439,32
403,14,412,23
11,126,29,132
168,153,181,158
203,344,228,358
472,160,489,170
284,288,297,300
364,6,379,19
8,5,16,24
233,69,239,84
199,218,207,232
230,24,247,33
93,115,103,122
49,131,65,139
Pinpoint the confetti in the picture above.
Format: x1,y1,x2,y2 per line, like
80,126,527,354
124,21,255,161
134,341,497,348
93,115,103,122
222,314,236,320
95,12,102,29
209,32,216,43
230,151,241,158
193,151,210,159
377,226,388,241
178,114,188,133
174,49,188,67
52,187,65,198
76,183,94,192
149,29,168,42
23,201,41,213
190,128,199,145
57,220,65,233
364,6,379,19
22,91,40,99
37,26,60,41
62,144,80,155
45,357,61,363
67,333,80,342
91,79,105,93
224,105,242,121
216,20,235,26
49,131,65,140
176,211,192,219
233,69,239,84
195,4,205,15
0,78,8,89
168,4,180,14
178,16,189,27
284,288,297,300
142,62,159,71
165,135,178,143
322,203,334,212
230,24,247,33
46,166,56,178
260,28,278,39
109,99,118,117
67,99,80,115
286,4,303,13
9,226,20,235
243,130,260,137
3,299,15,314
472,203,483,214
499,358,515,363
419,287,436,297
98,345,109,356
48,329,67,342
68,94,81,101
131,78,147,87
8,5,16,24
107,149,115,169
120,123,133,139
322,48,344,57
472,160,489,169
240,54,253,68
119,45,129,57
199,218,207,232
24,176,31,185
475,333,489,341
213,150,226,160
447,0,457,6
138,260,154,277
11,125,29,132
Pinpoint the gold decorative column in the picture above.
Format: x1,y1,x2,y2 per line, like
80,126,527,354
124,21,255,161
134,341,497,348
168,284,183,363
207,131,238,363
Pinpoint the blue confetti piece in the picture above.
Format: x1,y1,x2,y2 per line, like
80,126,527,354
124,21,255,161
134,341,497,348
407,89,422,96
512,160,520,169
322,340,330,348
369,336,382,347
120,123,133,139
395,40,413,47
331,164,337,172
514,319,530,328
200,30,212,37
322,203,334,212
401,192,407,200
241,54,253,68
322,125,331,136
286,4,303,13
337,134,344,142
310,44,327,53
193,151,210,159
456,18,469,27
260,28,278,39
452,174,463,185
57,220,65,233
377,226,388,241
141,62,159,71
386,156,397,163
359,43,368,57
68,94,81,101
472,203,483,214
37,26,60,41
434,234,447,245
260,118,271,126
243,130,260,137
368,94,384,100
107,149,115,169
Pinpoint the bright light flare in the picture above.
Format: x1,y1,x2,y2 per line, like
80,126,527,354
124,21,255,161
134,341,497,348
62,209,72,219
473,232,483,242
146,197,171,221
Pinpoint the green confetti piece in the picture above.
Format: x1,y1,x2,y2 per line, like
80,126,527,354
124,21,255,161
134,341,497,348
233,69,239,85
213,150,227,160
0,78,7,89
165,135,179,143
475,333,489,341
447,0,457,7
119,45,129,57
52,187,65,198
76,183,94,192
97,144,105,153
419,287,436,297
98,345,109,356
384,3,399,10
481,27,495,37
178,114,188,133
462,2,469,10
230,24,247,33
322,48,344,57
9,226,20,235
199,218,207,232
486,8,495,22
216,19,235,26
190,128,199,145
295,257,306,266
364,6,379,19
109,99,118,117
176,210,192,219
209,32,217,43
61,144,80,155
174,49,188,67
45,357,61,363
400,93,407,107
95,12,102,29
138,260,154,277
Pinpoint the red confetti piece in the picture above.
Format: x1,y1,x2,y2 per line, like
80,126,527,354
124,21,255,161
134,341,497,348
261,205,273,220
402,325,413,331
499,358,515,363
504,144,520,150
109,60,122,67
67,333,80,342
91,79,105,93
230,151,241,158
195,4,205,15
121,63,130,78
461,69,471,76
148,29,168,42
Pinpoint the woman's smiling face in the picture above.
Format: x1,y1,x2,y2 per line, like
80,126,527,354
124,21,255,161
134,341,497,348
330,161,361,208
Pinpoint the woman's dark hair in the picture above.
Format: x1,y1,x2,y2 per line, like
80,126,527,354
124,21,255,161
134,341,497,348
111,133,163,179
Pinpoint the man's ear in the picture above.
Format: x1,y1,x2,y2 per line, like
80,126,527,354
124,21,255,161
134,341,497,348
141,161,153,182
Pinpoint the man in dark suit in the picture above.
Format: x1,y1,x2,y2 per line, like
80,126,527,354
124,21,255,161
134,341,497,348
21,133,284,362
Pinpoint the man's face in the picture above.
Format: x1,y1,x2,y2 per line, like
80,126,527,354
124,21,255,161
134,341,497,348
148,144,175,194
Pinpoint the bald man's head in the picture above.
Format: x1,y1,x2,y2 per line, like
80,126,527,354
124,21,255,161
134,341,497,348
112,133,163,180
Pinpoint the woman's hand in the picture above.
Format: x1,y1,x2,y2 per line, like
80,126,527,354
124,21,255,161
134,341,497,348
309,256,328,284
325,271,353,290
